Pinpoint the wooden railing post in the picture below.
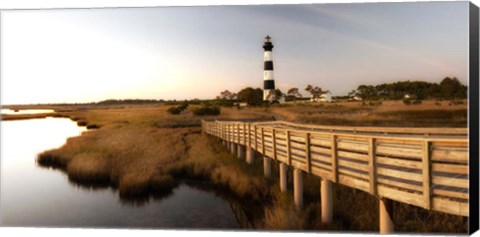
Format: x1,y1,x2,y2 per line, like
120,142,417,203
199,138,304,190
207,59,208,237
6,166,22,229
237,123,240,145
243,123,247,146
254,125,258,152
272,129,277,160
422,140,431,209
286,130,292,166
246,123,254,164
306,132,311,174
331,135,338,182
262,127,271,178
368,138,377,195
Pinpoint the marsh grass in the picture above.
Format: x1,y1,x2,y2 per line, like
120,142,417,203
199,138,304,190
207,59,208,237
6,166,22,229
269,100,467,127
34,104,468,232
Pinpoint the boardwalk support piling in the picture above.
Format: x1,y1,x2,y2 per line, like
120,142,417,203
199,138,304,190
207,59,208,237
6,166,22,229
263,157,271,178
279,163,288,192
294,168,303,209
237,145,245,160
246,147,255,164
231,142,237,155
321,178,333,224
380,198,394,234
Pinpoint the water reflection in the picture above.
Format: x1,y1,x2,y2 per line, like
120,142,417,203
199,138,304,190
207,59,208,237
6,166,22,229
1,109,55,115
1,118,260,229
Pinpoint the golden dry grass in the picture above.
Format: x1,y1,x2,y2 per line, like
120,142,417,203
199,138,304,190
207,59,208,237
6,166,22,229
32,102,468,232
266,100,467,127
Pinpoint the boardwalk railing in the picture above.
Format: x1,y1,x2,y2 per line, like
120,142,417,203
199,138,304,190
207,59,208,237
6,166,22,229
201,120,469,233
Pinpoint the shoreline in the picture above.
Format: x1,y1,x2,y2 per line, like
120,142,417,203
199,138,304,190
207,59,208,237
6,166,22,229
6,103,470,232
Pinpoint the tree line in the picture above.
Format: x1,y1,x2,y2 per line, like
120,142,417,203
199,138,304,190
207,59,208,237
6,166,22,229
349,77,467,100
215,77,466,106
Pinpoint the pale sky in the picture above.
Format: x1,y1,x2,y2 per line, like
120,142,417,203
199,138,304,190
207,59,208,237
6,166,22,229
0,2,470,104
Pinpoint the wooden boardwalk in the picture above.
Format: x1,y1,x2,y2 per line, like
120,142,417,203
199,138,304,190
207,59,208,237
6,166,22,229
202,119,469,233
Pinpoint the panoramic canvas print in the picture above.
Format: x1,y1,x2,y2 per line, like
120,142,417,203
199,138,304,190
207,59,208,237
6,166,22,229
0,1,477,235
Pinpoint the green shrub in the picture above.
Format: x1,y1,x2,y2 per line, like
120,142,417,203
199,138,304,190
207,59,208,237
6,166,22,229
192,105,220,116
167,102,189,115
403,99,412,105
412,99,422,105
167,106,182,115
449,100,464,105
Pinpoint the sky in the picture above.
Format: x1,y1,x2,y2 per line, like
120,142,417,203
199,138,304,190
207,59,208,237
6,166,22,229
0,2,470,104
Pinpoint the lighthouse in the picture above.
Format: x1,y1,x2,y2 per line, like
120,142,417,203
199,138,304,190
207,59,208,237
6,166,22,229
263,35,275,101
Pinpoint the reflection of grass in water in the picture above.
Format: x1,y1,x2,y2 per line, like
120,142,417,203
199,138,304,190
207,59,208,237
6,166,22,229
35,104,467,232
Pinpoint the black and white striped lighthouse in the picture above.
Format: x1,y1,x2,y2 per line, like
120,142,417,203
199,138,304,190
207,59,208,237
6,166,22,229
263,35,275,101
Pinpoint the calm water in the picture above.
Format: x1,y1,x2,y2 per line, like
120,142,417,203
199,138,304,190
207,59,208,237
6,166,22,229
0,118,252,229
1,109,55,115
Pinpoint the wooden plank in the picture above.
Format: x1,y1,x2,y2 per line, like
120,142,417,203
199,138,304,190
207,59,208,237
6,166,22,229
310,145,331,155
376,138,423,146
376,156,422,169
265,150,274,159
376,167,423,182
331,135,338,182
274,133,288,140
291,160,308,171
431,149,468,163
289,140,306,150
422,140,431,209
338,159,369,172
432,176,468,189
338,168,369,180
432,197,468,216
432,189,469,200
263,136,273,144
311,166,332,180
376,144,422,159
338,174,370,192
432,163,468,174
263,129,273,137
376,177,423,192
310,136,332,147
311,160,333,170
290,148,307,158
377,185,425,208
278,120,467,136
337,150,368,162
368,138,376,195
310,153,332,164
306,133,311,173
291,153,306,163
275,138,287,146
337,139,369,153
276,153,288,163
290,134,307,143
